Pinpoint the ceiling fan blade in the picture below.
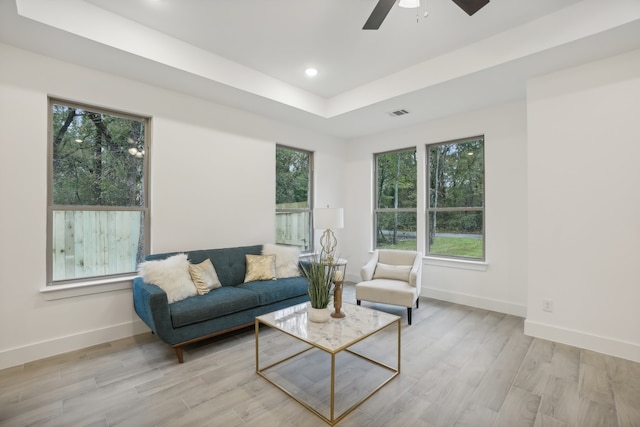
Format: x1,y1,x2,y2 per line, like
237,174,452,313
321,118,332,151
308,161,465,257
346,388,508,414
451,0,489,16
363,0,397,30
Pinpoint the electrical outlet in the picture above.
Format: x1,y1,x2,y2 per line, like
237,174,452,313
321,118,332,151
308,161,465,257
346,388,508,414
542,299,554,313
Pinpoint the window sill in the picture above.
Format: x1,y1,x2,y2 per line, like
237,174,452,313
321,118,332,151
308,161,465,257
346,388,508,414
424,256,488,271
40,275,137,301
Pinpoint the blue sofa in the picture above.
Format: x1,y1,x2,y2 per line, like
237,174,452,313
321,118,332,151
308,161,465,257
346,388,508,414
132,244,309,362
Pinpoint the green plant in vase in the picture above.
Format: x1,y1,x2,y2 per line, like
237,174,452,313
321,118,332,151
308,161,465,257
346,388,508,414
301,251,337,322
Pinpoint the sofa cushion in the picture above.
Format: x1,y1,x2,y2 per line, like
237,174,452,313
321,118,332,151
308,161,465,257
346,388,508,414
138,253,197,303
206,245,263,286
244,254,276,282
188,258,222,295
169,286,259,328
236,276,308,306
262,244,302,278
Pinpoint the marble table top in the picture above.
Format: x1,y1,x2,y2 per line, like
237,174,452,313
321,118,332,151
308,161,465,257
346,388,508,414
256,302,400,353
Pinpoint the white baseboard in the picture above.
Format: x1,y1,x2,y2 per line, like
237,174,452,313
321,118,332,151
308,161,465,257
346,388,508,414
524,319,640,363
422,287,527,317
0,320,150,370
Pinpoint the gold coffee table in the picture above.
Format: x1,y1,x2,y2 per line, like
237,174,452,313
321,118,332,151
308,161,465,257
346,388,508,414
255,302,401,425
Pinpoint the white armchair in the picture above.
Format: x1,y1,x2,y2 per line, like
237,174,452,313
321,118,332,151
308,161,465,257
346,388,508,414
356,249,422,325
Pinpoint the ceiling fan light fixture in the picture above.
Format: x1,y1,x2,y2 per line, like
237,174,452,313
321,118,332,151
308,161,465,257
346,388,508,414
451,0,489,16
398,0,420,8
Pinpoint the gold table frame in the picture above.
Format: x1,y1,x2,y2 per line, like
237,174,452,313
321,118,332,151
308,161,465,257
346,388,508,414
255,302,401,425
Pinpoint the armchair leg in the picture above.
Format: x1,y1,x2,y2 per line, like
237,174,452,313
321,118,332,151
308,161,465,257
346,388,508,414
407,298,419,325
357,300,361,306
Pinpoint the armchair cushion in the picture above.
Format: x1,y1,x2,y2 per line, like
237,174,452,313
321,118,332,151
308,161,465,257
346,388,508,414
356,278,417,307
377,250,418,265
373,263,411,282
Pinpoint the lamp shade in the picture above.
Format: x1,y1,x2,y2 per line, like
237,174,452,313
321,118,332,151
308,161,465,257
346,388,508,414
314,207,344,230
398,0,420,8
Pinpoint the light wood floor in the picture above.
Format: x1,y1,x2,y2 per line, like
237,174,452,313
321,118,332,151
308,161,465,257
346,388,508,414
2,283,639,427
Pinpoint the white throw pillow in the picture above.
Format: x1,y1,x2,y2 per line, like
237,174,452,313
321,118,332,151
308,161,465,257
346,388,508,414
373,263,411,282
262,243,301,278
138,253,197,303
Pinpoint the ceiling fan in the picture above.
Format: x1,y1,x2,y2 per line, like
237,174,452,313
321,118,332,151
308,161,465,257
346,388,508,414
363,0,490,30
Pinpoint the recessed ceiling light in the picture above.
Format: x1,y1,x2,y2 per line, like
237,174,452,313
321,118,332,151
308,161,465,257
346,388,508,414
305,68,318,77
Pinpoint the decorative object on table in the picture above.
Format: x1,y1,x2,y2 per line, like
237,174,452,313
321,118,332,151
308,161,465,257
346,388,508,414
308,306,331,323
301,251,337,323
331,269,346,318
313,206,344,263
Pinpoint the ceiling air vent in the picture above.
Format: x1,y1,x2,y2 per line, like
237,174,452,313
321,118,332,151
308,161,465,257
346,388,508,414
388,109,410,117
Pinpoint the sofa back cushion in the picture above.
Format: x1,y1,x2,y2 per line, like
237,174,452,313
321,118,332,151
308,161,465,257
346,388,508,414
197,245,263,287
144,245,263,287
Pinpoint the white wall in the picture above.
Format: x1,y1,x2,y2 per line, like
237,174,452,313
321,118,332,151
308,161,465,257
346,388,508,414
0,43,345,370
345,101,529,317
525,49,640,362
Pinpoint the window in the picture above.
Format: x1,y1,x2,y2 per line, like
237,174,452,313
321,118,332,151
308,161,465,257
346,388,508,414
275,145,312,252
374,148,417,250
427,136,484,260
47,99,150,285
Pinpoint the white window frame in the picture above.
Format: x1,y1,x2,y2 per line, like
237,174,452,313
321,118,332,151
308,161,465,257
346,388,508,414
275,145,313,253
373,147,418,251
46,98,150,289
426,135,485,261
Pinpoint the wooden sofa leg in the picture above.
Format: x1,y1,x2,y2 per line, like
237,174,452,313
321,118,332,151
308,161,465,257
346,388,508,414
407,307,412,325
416,298,419,309
174,346,184,363
357,300,361,306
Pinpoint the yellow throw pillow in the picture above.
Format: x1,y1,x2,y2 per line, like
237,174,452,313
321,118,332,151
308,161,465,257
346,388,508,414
188,258,222,295
244,254,276,282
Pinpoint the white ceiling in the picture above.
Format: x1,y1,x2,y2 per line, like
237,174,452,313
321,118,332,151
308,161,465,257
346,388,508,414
87,0,582,98
2,0,640,139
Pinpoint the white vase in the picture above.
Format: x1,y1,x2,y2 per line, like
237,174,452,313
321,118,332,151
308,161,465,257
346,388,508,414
308,306,331,323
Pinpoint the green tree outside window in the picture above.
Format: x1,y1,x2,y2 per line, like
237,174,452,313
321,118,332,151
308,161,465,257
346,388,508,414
375,149,417,250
